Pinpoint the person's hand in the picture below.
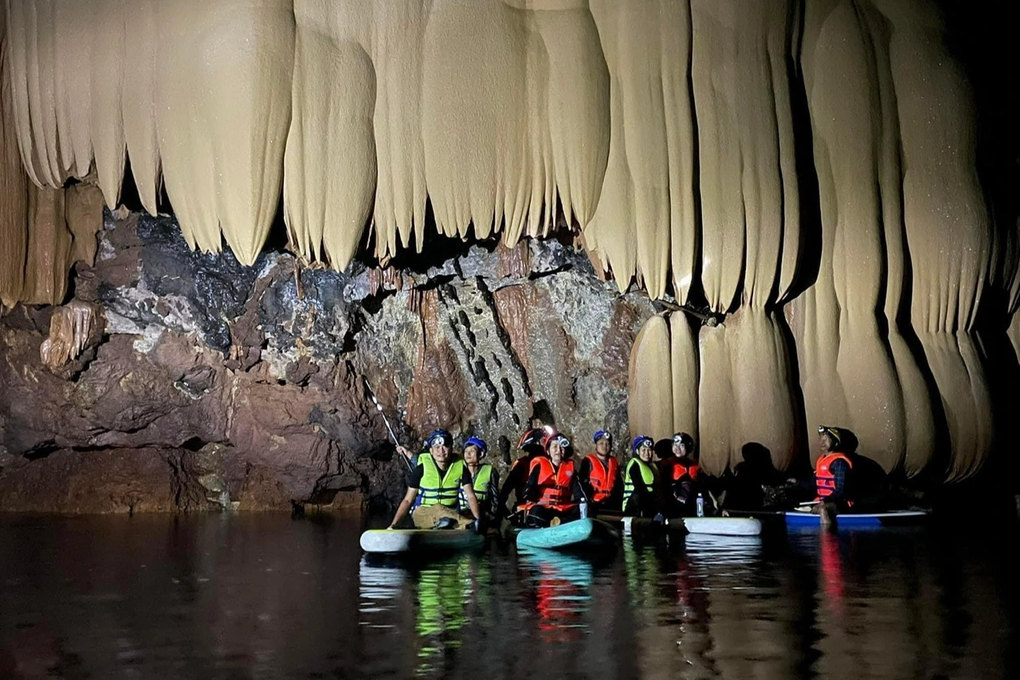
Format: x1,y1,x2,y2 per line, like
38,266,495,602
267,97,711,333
397,445,413,459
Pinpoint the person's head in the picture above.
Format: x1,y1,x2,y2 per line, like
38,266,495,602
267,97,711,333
632,435,654,463
463,436,487,466
544,432,570,465
518,428,546,457
817,426,841,454
593,430,612,457
427,429,453,464
672,432,695,459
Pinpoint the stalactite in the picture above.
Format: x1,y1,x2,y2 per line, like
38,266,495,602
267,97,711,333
587,0,695,301
627,315,674,444
0,1,29,307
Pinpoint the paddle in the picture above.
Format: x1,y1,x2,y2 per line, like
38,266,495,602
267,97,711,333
363,377,415,474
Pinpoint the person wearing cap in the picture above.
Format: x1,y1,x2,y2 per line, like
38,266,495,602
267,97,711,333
458,436,499,526
388,429,482,530
496,427,549,522
658,432,706,516
575,430,622,513
814,425,856,525
622,435,660,517
520,431,580,527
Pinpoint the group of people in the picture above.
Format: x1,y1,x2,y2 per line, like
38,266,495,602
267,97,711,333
385,422,867,531
386,425,708,531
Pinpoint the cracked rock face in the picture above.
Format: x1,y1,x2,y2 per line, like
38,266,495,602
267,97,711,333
0,211,657,513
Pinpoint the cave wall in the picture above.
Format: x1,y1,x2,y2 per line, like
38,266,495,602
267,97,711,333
1,0,1019,494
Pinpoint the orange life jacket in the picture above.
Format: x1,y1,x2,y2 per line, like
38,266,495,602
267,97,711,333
583,454,619,503
815,453,852,500
522,457,576,511
659,458,699,482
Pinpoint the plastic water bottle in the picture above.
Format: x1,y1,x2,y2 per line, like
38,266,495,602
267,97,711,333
696,493,704,517
579,500,589,519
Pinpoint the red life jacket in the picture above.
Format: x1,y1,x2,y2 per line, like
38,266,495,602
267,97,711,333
522,457,576,511
659,458,699,482
815,453,852,500
583,454,619,503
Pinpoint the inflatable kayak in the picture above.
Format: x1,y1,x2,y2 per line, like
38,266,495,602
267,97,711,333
516,518,619,551
360,528,485,554
784,508,929,528
620,516,762,536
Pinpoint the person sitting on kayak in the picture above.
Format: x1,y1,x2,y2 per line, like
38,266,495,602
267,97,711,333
575,430,622,514
814,425,855,525
521,431,580,527
459,436,499,528
623,435,660,517
658,432,709,516
496,427,548,523
388,429,482,530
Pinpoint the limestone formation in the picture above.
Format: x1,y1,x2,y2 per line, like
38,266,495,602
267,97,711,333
1,0,1016,484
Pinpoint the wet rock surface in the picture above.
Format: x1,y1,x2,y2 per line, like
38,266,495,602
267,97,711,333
0,211,656,514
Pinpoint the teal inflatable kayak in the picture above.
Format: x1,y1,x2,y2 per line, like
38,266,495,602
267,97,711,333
516,518,619,551
360,528,484,554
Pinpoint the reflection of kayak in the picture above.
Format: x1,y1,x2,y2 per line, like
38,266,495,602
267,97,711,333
516,518,619,551
620,516,762,536
517,546,596,587
360,528,485,554
784,508,929,528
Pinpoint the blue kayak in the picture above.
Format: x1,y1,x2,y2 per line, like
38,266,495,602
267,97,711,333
516,518,619,551
785,509,929,528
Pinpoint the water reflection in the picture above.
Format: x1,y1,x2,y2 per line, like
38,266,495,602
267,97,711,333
1,515,1017,679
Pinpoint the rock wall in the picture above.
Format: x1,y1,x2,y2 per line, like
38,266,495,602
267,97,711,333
0,211,655,512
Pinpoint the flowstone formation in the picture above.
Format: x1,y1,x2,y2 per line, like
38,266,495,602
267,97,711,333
1,0,1019,504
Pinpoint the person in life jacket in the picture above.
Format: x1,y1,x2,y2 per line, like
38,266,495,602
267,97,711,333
388,429,482,530
575,430,622,513
458,436,499,527
496,427,549,522
521,431,580,527
623,435,660,517
813,425,855,525
658,432,708,516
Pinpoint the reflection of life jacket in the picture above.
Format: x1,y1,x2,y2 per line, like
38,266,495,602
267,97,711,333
623,458,658,508
815,453,852,500
414,454,465,508
459,464,494,512
522,458,576,511
659,458,699,482
583,454,619,503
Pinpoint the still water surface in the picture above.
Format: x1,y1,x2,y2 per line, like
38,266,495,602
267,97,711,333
0,514,1016,679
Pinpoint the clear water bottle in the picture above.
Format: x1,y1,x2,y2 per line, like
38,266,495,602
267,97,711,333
696,493,704,517
579,500,589,519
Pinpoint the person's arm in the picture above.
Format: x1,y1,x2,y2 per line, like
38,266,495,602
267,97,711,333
388,486,419,528
523,464,542,503
461,483,482,520
574,458,593,502
496,462,522,517
830,459,850,499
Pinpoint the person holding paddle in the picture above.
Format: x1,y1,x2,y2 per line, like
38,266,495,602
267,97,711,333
388,429,482,530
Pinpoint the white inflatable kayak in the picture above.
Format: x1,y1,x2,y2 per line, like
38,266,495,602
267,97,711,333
620,516,762,537
359,528,484,554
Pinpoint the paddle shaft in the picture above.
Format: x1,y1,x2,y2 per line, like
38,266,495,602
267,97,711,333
363,377,414,473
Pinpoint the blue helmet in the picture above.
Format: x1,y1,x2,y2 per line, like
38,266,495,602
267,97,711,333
426,429,453,448
631,435,654,453
593,430,612,444
464,436,488,458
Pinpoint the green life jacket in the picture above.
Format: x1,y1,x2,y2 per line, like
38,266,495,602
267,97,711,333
414,453,465,508
459,464,493,511
622,457,658,509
